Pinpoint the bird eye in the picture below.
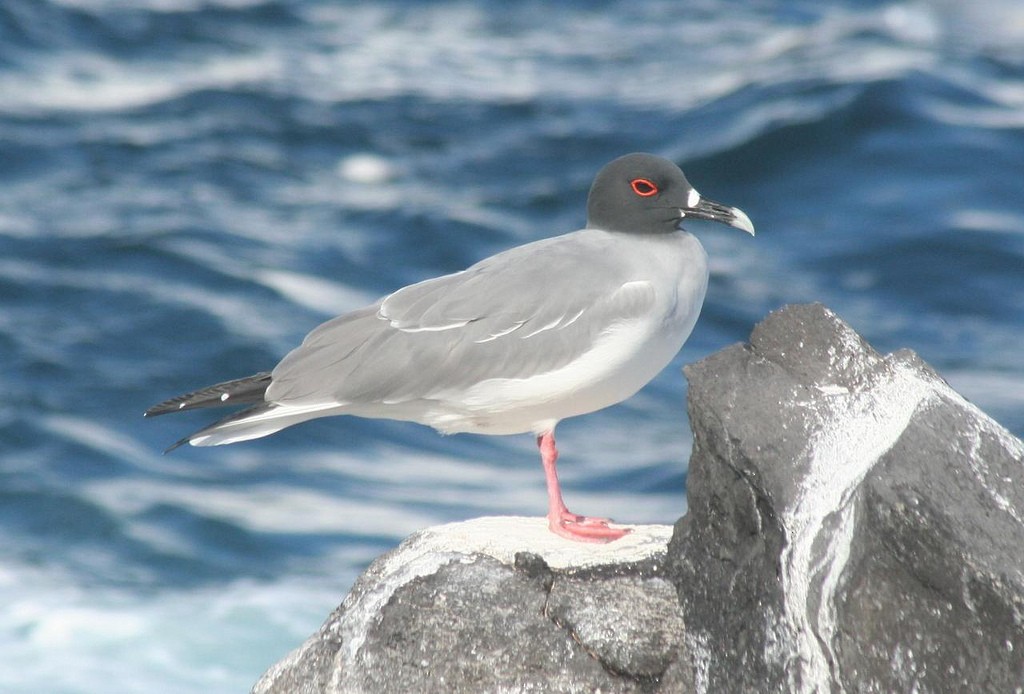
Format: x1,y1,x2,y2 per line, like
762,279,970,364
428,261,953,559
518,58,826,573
630,178,659,197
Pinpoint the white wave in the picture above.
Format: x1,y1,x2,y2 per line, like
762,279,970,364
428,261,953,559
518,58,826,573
0,50,278,115
929,0,1024,57
53,0,269,10
950,209,1024,235
924,98,1024,129
0,223,348,344
295,3,938,111
3,2,951,120
39,414,172,475
253,268,376,316
58,416,684,543
0,212,36,239
337,154,396,185
83,475,437,537
149,240,375,339
0,561,350,694
922,51,1024,129
0,257,287,343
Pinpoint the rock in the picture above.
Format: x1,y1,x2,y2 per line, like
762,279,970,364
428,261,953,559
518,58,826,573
252,517,681,694
546,574,685,678
668,303,1024,693
253,304,1024,693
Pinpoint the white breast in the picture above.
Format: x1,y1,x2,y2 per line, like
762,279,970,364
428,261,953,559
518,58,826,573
423,232,709,435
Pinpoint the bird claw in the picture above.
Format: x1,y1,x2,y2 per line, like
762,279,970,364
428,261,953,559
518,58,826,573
557,505,612,527
549,512,631,543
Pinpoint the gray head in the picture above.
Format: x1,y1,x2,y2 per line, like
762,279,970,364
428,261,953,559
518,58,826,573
585,153,754,236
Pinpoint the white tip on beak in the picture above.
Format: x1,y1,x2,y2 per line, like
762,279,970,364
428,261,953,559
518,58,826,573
680,195,756,236
730,206,756,236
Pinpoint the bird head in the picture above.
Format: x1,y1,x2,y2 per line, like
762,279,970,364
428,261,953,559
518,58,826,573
586,153,754,236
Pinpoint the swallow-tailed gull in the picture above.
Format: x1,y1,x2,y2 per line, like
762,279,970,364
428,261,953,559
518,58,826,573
146,153,754,542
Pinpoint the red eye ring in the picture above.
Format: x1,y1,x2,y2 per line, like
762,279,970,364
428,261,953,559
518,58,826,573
630,178,659,197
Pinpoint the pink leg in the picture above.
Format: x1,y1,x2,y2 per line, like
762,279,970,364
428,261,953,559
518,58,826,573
537,431,630,542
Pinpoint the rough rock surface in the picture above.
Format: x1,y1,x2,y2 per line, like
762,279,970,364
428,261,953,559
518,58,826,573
252,518,682,693
253,304,1024,693
667,303,1024,693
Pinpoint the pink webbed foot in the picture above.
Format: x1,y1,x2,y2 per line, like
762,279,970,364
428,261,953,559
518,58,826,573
548,509,631,543
555,500,612,526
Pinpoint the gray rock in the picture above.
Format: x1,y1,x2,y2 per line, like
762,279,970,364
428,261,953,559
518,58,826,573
546,574,685,678
668,303,1024,693
253,303,1024,693
252,518,680,693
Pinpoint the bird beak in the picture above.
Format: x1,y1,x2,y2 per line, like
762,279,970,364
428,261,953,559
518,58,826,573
679,192,755,236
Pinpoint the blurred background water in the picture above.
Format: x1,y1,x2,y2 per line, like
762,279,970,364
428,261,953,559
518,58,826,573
1,0,1022,691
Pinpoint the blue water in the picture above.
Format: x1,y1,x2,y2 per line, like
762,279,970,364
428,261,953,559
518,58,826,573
2,1,1023,691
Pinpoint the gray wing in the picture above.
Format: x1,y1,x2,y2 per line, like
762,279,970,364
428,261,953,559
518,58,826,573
265,232,656,406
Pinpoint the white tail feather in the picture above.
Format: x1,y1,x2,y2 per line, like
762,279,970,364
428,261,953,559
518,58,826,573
189,403,345,447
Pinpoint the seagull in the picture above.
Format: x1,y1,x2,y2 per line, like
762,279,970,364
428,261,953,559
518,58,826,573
145,153,754,542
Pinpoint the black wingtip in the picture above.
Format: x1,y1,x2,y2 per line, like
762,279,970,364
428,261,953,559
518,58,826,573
144,401,180,418
144,372,273,418
163,435,191,455
145,399,190,418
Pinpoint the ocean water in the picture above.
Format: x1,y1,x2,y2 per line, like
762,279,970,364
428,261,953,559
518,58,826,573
2,0,1023,691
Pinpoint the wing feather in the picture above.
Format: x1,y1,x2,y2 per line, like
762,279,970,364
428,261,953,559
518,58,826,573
266,231,657,407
